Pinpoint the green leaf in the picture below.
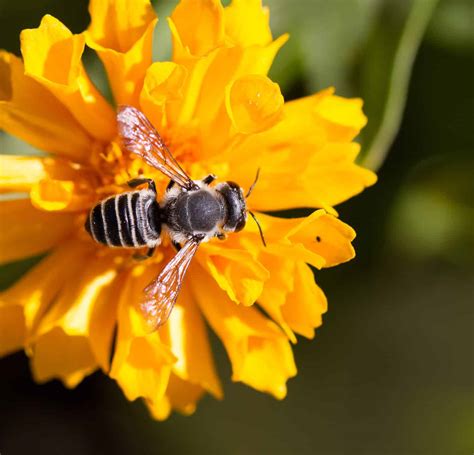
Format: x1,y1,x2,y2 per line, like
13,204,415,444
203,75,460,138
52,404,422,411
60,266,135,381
359,0,439,170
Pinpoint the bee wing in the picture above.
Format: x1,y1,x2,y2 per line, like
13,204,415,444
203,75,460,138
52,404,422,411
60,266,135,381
117,105,198,190
140,237,202,330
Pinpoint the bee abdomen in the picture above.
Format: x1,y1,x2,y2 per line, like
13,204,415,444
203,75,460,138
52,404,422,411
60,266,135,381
86,191,161,248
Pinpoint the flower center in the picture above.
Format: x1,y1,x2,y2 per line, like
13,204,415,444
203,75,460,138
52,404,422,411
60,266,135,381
89,124,204,199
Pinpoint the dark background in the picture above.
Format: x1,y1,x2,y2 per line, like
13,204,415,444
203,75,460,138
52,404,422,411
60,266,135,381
0,0,472,454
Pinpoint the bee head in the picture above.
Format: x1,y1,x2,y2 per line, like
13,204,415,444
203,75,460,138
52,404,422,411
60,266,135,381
216,181,247,232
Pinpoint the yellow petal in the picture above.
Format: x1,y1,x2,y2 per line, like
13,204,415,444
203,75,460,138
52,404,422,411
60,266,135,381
31,328,96,387
200,245,269,306
170,0,224,58
0,301,25,357
243,211,356,269
225,74,284,134
0,51,91,160
87,0,156,52
0,157,99,212
225,143,376,212
167,32,287,142
146,373,205,420
314,94,367,142
140,61,188,129
217,89,376,210
256,253,297,342
191,265,296,399
281,262,327,339
301,142,378,208
31,253,121,386
110,264,175,403
86,0,157,105
0,199,76,265
30,178,96,212
20,15,116,142
285,212,356,268
0,155,47,193
161,282,222,399
0,240,94,338
224,0,272,47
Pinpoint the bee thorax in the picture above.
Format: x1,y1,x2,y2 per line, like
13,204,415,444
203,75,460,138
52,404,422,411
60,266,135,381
169,189,225,235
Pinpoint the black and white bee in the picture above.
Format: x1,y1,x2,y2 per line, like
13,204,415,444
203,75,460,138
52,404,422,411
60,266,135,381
85,106,264,330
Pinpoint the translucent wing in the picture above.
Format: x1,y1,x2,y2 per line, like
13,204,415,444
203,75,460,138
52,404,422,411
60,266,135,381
140,237,202,330
117,105,198,190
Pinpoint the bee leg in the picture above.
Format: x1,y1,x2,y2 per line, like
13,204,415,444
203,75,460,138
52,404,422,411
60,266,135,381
216,232,226,241
172,241,182,252
202,174,217,185
128,178,156,193
132,247,156,261
132,253,148,261
166,180,176,191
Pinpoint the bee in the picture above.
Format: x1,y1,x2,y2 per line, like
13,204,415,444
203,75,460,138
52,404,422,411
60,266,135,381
85,106,265,330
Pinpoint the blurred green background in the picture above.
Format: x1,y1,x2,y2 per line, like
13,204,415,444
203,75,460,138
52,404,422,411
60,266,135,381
0,0,473,454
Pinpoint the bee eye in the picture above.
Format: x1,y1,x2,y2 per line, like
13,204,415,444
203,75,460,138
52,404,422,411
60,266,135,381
218,181,247,232
233,217,246,232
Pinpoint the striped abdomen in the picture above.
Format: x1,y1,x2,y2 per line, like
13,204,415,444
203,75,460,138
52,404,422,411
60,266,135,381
85,190,161,248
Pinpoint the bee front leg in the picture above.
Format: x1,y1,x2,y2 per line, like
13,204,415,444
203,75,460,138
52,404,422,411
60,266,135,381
128,178,156,194
202,174,217,185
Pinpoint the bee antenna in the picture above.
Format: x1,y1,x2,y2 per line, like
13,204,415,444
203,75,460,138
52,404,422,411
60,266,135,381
245,168,261,198
249,211,267,247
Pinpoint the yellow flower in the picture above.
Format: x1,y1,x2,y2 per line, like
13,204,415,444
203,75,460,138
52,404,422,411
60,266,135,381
0,0,376,419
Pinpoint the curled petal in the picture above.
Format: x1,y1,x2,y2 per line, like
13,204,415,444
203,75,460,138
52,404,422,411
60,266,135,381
224,0,272,47
0,51,91,160
225,74,284,135
86,0,158,105
87,0,156,52
20,15,116,142
140,62,188,129
165,34,287,150
30,178,96,212
170,0,224,58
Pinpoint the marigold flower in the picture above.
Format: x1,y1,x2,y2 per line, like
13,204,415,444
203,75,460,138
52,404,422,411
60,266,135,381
0,0,376,419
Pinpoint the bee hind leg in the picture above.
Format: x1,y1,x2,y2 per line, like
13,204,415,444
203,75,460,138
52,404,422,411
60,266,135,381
132,247,156,261
128,178,156,193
